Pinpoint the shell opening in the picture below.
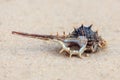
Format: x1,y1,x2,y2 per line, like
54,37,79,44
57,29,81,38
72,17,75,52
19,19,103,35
67,42,80,50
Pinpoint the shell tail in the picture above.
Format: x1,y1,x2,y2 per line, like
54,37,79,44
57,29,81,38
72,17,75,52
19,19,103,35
12,31,64,40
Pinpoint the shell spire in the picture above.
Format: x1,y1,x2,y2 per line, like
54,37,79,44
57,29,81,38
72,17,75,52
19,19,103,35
88,24,93,29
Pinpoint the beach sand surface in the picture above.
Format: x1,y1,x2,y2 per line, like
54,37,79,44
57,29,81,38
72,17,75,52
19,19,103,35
0,0,120,80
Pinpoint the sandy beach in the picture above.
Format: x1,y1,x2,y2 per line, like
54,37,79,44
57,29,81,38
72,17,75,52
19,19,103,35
0,0,120,80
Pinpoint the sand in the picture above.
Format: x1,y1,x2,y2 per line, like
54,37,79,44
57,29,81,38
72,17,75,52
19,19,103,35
0,0,120,80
